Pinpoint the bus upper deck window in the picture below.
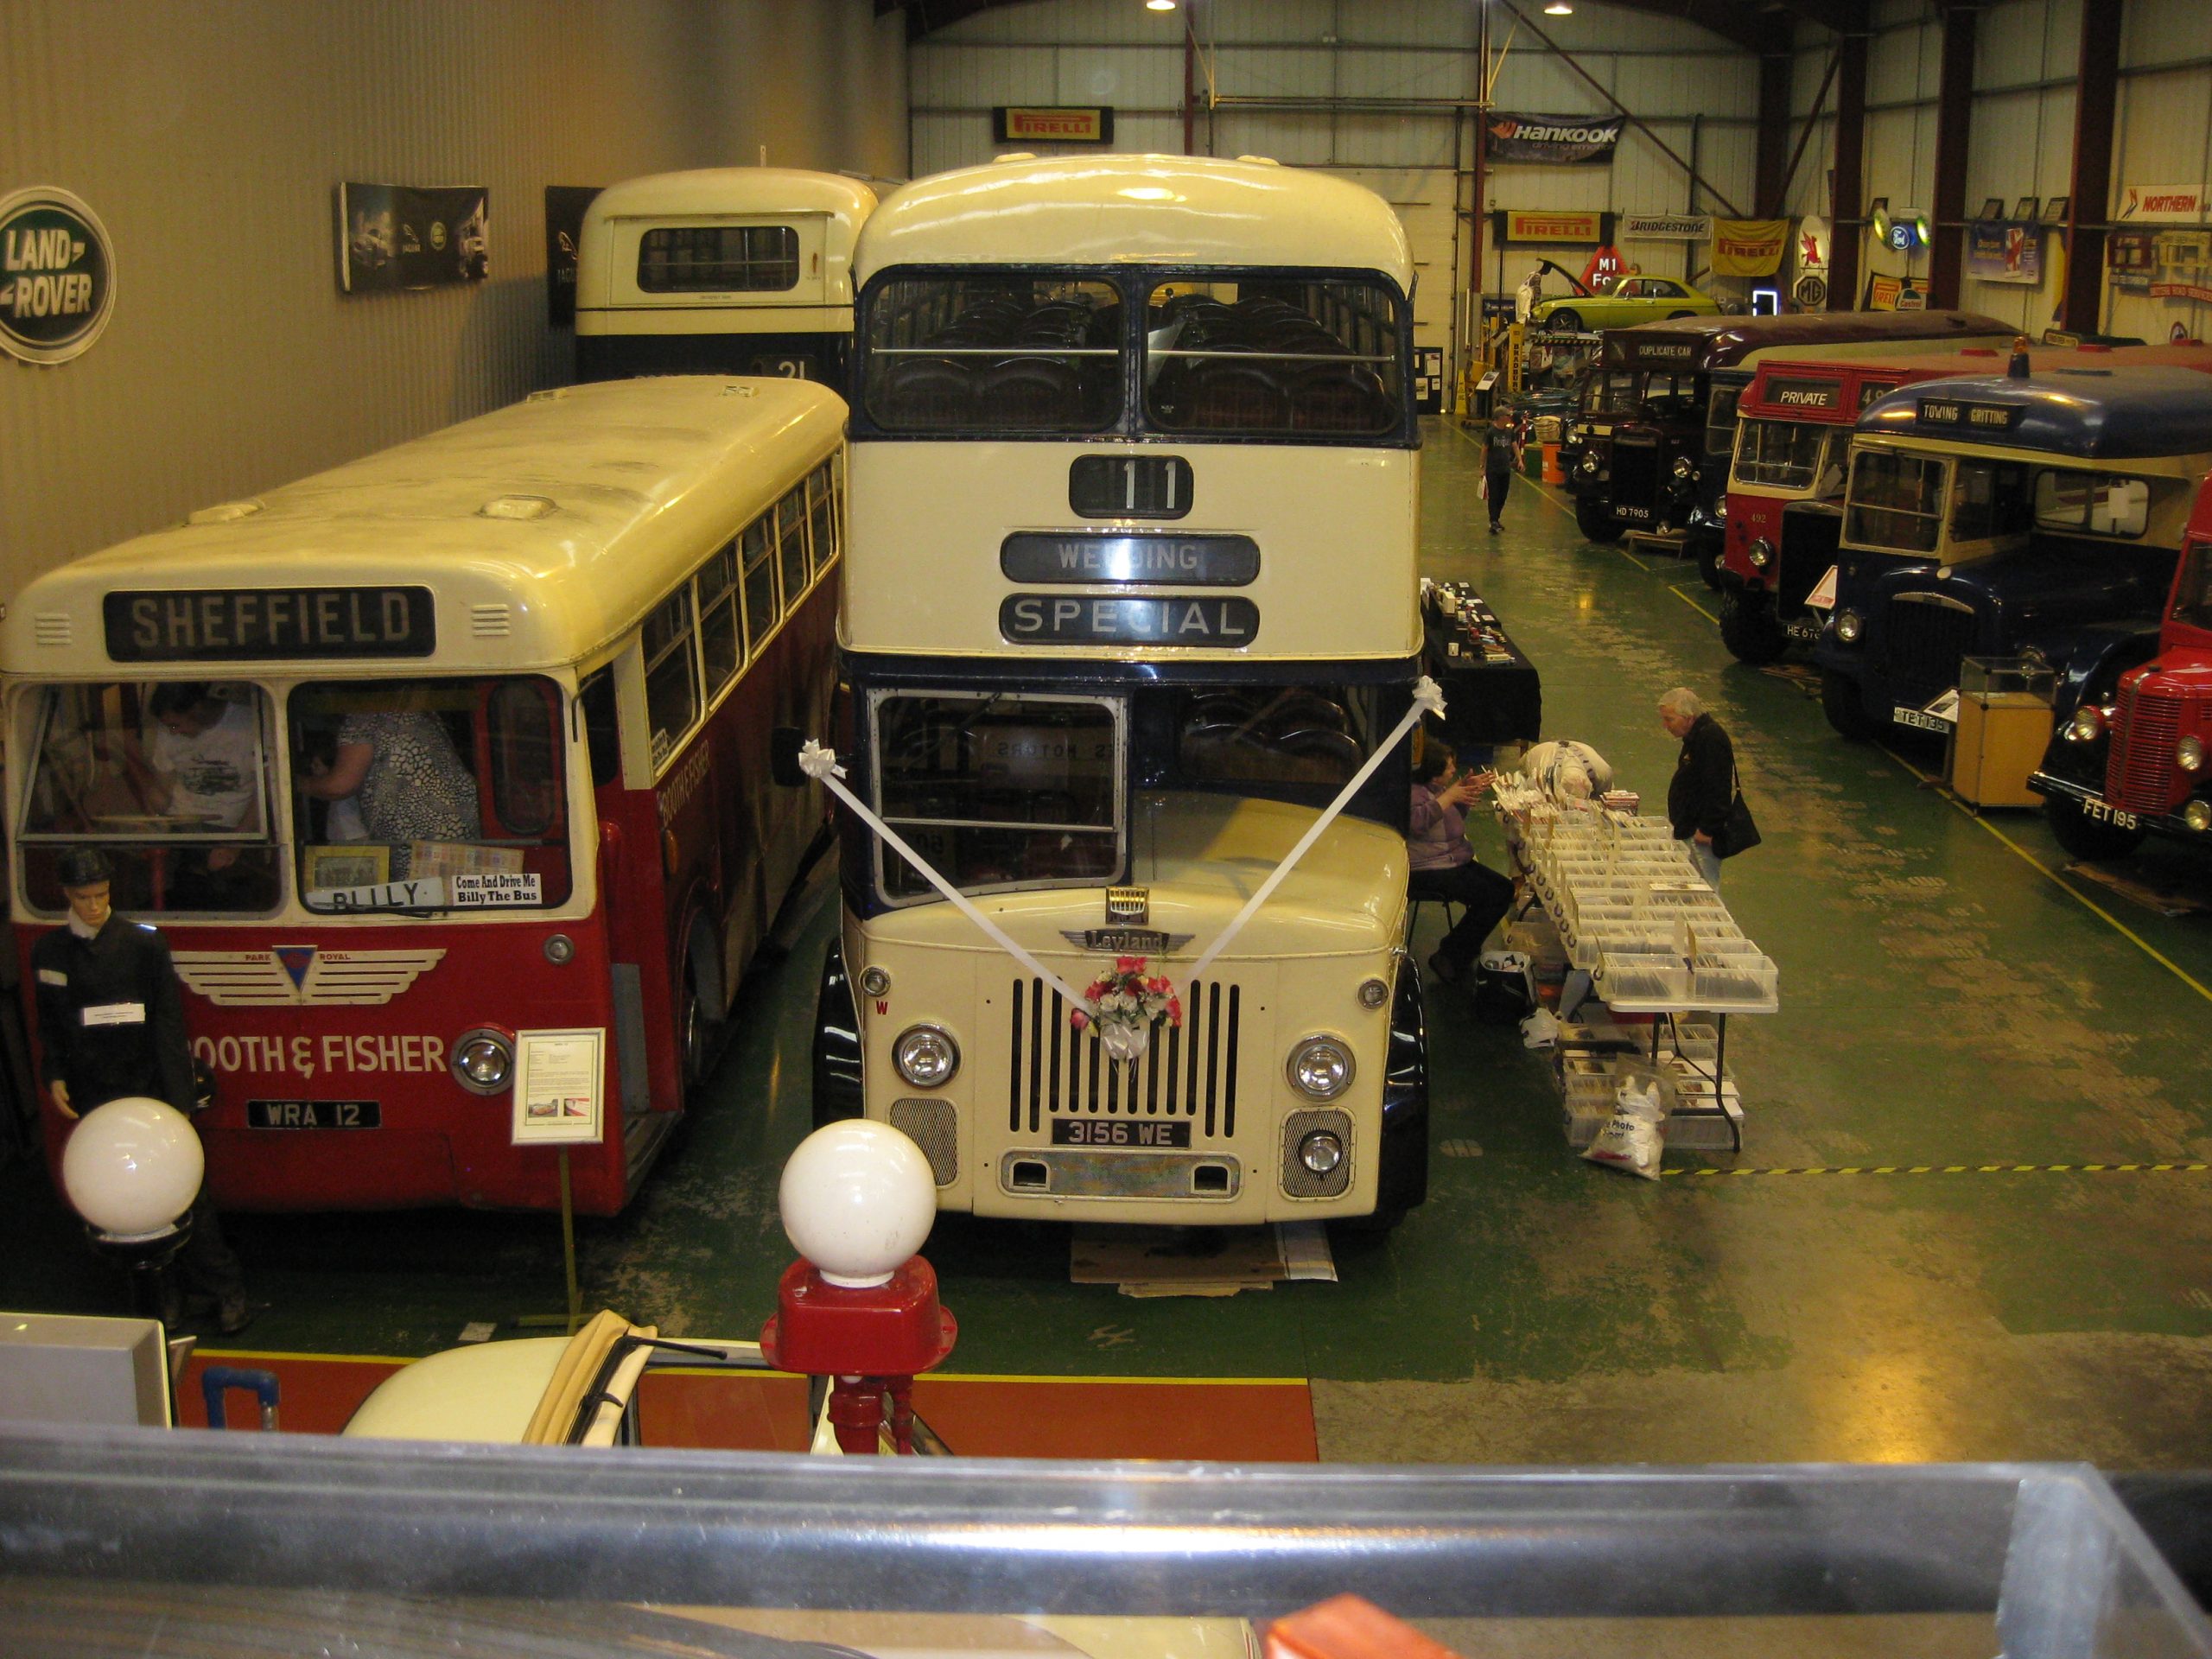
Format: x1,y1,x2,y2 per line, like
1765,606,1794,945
861,276,1122,434
1145,277,1402,437
290,677,574,912
638,224,798,294
16,681,281,916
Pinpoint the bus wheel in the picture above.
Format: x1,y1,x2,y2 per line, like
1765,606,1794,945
1695,536,1723,589
811,940,865,1128
1574,496,1623,543
1719,590,1789,665
2044,794,2147,861
1821,669,1875,740
680,975,714,1090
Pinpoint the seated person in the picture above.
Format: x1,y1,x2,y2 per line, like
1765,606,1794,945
301,706,480,881
1408,739,1516,987
120,683,267,909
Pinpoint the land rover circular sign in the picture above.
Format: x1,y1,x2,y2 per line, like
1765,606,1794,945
0,187,115,365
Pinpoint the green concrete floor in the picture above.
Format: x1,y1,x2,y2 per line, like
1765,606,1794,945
5,417,2211,1467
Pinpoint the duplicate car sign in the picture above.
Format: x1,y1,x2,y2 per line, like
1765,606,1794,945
0,187,115,365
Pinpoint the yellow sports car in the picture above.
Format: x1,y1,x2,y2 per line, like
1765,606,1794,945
1532,273,1722,333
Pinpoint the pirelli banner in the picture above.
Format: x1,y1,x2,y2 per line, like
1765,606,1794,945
1493,210,1614,249
1484,111,1624,166
994,106,1114,145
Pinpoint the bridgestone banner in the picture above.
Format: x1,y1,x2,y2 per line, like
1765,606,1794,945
1484,111,1624,166
1620,213,1710,241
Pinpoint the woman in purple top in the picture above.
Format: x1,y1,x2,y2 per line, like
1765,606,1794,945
1408,741,1516,985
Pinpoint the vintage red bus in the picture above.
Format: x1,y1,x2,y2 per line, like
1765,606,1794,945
1719,341,2212,663
4,376,847,1214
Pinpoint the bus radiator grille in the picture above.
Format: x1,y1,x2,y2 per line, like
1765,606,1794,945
1008,977,1240,1141
1882,594,1975,712
890,1098,958,1186
2107,682,2188,815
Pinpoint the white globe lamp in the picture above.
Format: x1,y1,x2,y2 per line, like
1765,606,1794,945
60,1096,204,1242
779,1121,936,1287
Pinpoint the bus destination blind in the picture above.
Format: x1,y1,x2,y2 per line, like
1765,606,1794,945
1913,397,2022,433
1001,532,1259,586
1761,376,1843,411
104,586,436,662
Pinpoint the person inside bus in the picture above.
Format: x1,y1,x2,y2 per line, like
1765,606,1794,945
1408,734,1516,988
35,846,254,1335
300,697,480,880
115,683,269,910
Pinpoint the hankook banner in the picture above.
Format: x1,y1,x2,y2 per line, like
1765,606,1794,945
1484,111,1624,166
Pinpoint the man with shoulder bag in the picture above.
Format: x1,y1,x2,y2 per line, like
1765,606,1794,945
1659,688,1758,887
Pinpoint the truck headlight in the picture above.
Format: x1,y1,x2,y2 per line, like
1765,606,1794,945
1579,451,1599,474
2069,706,2107,742
2185,799,2212,833
2178,736,2204,772
452,1028,514,1095
1747,537,1772,569
1286,1034,1354,1101
1298,1129,1345,1175
1672,456,1694,480
1835,608,1863,644
893,1024,959,1088
1715,497,1728,524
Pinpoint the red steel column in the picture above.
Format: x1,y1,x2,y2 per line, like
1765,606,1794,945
1828,27,1868,310
1927,4,1978,308
2062,0,2123,334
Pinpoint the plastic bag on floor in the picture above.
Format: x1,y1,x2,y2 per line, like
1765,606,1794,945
1583,1077,1666,1181
1520,1007,1559,1050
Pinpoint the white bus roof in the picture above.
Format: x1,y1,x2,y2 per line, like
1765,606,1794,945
581,167,879,229
855,154,1415,291
3,377,847,677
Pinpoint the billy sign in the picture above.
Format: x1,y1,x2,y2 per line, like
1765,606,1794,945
0,187,115,365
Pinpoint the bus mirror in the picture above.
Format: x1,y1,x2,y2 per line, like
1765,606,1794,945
771,727,809,787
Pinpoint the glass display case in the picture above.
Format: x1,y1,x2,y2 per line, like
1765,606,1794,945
0,1425,2206,1657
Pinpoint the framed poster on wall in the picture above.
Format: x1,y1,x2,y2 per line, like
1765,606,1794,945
339,183,489,292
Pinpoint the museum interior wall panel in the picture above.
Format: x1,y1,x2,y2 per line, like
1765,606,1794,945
0,0,906,597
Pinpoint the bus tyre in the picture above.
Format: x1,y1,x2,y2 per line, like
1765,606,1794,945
1719,590,1789,665
1821,669,1875,740
2044,794,2147,861
1695,535,1723,589
1574,496,1624,543
1545,308,1583,333
811,941,865,1128
680,970,717,1090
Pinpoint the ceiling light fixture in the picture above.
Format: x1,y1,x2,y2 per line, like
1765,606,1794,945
1146,0,1177,11
1544,1,1573,11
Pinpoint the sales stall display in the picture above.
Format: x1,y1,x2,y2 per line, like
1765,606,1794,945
1494,782,1777,1154
1420,581,1541,748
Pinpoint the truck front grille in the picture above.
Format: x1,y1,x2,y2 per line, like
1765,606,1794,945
1007,976,1240,1141
2107,682,2189,815
1609,439,1659,517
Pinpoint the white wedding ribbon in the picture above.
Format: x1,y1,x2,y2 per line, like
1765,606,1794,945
798,672,1443,1007
1183,674,1445,981
797,740,1091,1009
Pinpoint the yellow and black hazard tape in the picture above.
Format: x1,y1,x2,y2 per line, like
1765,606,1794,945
1664,1162,2212,1179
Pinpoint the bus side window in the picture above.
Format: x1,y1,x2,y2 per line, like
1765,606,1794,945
643,586,701,768
579,669,620,789
741,517,779,649
807,462,836,574
698,540,743,695
777,485,809,600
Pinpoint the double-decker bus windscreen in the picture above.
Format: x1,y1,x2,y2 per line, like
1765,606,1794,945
1143,279,1402,436
862,277,1123,433
874,691,1122,902
1735,419,1834,492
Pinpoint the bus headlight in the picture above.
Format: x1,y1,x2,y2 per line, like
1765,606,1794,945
452,1028,514,1095
1835,608,1863,644
1747,537,1772,569
1298,1128,1345,1176
1672,456,1694,480
1357,976,1390,1010
2178,736,2205,772
2069,705,2107,742
893,1024,959,1089
1286,1034,1354,1101
1714,497,1728,524
1579,451,1599,474
2185,799,2212,833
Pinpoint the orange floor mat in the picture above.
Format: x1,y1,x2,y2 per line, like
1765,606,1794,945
181,1351,1317,1460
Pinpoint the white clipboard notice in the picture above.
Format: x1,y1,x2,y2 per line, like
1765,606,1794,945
510,1027,607,1147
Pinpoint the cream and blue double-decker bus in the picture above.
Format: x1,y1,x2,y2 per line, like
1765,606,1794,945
807,154,1429,1230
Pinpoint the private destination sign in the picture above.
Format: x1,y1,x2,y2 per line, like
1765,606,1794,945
104,586,437,662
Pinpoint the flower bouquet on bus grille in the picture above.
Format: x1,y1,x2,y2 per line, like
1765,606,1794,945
1070,956,1182,1065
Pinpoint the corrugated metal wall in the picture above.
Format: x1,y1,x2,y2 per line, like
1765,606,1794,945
910,0,1764,392
0,0,907,594
1793,0,2212,335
